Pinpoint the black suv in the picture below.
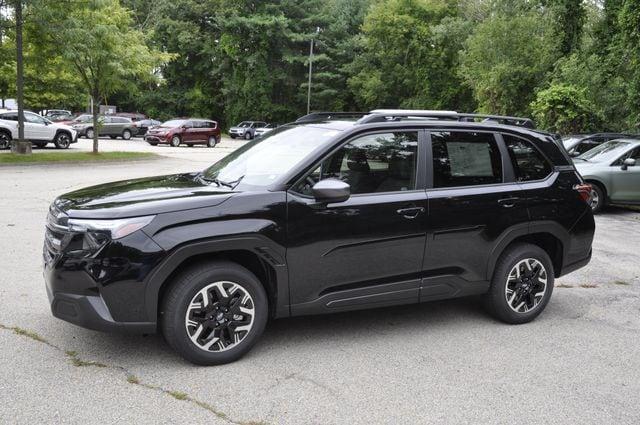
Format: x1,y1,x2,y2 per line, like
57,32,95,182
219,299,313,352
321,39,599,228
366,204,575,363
44,110,595,365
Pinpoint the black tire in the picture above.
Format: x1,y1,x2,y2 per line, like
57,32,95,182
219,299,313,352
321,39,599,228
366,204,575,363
0,130,11,149
147,142,158,146
589,183,605,213
244,132,252,140
109,135,117,140
483,243,554,324
207,135,217,148
122,129,132,140
53,131,72,149
230,134,236,139
161,261,268,365
86,128,94,139
170,135,181,147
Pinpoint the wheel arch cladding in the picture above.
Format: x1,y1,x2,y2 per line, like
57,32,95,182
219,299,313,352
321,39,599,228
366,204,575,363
146,241,287,323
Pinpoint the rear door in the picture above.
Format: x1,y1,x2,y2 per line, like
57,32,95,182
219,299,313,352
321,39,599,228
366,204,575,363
99,116,113,136
609,146,640,202
422,130,529,301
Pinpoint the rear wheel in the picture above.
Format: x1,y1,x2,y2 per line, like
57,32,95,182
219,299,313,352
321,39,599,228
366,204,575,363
53,132,71,149
589,183,605,213
207,135,217,148
86,128,94,139
484,243,554,324
0,131,11,149
161,261,268,365
170,135,181,147
122,129,132,140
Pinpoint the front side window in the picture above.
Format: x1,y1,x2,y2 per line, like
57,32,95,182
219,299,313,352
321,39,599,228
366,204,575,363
612,146,640,165
294,132,418,196
24,112,46,124
431,131,502,188
572,140,601,155
503,134,552,181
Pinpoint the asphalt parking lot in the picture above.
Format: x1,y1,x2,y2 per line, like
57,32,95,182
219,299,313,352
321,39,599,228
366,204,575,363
1,140,639,424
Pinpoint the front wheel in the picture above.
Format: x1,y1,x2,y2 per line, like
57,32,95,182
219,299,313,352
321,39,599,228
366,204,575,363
86,128,94,139
484,243,554,324
244,132,252,140
0,131,11,149
54,132,71,149
170,135,181,147
161,261,268,365
207,135,217,148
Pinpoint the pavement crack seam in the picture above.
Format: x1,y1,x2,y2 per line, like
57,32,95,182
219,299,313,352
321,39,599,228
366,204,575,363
0,323,268,425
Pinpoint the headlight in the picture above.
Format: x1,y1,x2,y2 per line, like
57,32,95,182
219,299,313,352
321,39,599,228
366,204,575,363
68,215,155,240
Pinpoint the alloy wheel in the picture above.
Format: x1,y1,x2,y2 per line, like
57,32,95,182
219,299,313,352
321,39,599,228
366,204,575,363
505,258,547,313
171,136,180,147
590,188,600,211
55,133,71,149
86,128,94,139
122,130,132,140
207,136,217,147
0,132,10,149
184,281,255,352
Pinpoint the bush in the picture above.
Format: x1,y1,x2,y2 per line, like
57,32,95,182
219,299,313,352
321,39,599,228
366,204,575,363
530,84,601,134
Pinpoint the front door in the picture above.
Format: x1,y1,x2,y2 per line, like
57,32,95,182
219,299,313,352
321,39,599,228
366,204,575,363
422,130,530,301
609,146,640,202
24,112,50,141
286,130,428,315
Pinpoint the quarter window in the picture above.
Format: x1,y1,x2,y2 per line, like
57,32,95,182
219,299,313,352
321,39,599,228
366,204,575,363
295,132,418,196
503,134,552,181
431,131,502,188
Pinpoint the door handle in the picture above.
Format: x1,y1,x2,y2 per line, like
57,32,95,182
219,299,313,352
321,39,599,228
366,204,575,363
498,197,520,208
396,206,425,218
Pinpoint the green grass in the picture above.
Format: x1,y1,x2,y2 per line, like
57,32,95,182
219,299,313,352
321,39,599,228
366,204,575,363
0,151,156,164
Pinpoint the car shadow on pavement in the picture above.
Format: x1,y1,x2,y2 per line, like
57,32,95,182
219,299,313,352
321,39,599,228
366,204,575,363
52,296,493,365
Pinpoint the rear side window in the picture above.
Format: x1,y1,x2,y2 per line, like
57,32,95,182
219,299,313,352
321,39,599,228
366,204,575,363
431,131,502,188
503,134,552,181
0,112,18,121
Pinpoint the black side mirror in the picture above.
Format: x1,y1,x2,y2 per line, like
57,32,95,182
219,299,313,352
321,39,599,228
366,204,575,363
622,158,636,170
312,179,350,204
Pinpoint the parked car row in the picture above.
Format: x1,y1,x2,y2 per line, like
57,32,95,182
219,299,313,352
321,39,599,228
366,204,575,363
229,121,274,139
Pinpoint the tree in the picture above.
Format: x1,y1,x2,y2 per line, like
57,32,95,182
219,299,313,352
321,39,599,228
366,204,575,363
530,83,600,133
459,13,559,116
31,0,170,153
348,0,474,111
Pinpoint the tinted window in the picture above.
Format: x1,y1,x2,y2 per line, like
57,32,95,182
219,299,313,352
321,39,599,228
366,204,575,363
431,131,502,188
572,140,601,155
295,132,418,195
25,112,47,124
0,112,18,121
504,134,552,181
112,117,130,123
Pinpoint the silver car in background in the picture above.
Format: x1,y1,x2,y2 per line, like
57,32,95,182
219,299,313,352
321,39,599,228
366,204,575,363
574,139,640,212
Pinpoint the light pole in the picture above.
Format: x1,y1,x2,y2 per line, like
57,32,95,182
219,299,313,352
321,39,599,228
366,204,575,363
306,27,320,115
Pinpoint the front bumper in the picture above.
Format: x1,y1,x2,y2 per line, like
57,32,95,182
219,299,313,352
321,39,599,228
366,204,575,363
45,282,155,334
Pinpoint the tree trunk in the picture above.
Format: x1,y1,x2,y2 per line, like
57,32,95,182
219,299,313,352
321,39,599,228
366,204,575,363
91,95,99,154
12,0,30,155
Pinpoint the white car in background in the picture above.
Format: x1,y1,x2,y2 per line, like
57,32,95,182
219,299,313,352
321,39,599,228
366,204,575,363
0,109,78,149
254,123,276,138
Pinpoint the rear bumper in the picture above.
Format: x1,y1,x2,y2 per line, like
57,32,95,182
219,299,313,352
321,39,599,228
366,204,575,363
559,249,592,277
46,284,155,334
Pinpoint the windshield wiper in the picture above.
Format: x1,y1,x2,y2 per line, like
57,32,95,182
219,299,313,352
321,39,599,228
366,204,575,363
197,173,241,189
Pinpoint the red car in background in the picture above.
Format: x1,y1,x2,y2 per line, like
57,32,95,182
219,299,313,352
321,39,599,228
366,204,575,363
144,118,221,147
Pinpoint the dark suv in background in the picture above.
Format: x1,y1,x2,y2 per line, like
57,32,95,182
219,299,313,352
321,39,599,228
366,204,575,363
145,118,221,147
44,109,595,365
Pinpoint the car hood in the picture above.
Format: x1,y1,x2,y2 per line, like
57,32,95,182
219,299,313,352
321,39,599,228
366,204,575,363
55,173,234,219
229,127,246,131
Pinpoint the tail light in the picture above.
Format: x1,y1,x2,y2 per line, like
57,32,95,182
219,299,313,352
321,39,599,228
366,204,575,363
574,183,593,204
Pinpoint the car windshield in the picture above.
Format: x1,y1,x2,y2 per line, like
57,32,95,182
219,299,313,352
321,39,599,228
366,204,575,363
161,120,186,128
577,140,632,162
72,115,92,123
201,125,341,190
237,122,251,128
562,137,582,148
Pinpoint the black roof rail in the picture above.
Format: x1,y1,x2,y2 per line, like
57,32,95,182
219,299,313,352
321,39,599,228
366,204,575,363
357,109,535,129
295,111,368,123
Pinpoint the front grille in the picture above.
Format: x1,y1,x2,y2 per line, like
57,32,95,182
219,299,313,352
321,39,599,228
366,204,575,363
44,204,70,264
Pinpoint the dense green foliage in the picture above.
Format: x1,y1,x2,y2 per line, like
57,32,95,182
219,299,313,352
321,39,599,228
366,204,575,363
2,0,640,133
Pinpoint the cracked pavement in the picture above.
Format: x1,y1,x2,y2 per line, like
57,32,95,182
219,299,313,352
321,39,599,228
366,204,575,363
1,138,640,424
